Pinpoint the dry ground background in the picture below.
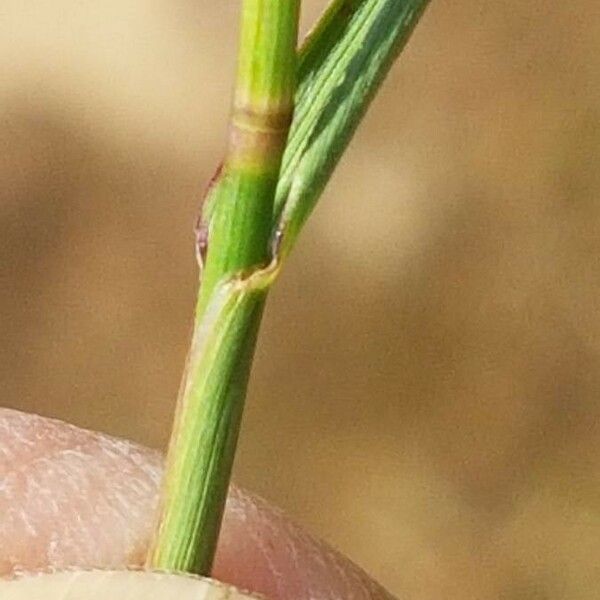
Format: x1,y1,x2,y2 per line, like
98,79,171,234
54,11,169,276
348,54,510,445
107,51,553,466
1,1,599,598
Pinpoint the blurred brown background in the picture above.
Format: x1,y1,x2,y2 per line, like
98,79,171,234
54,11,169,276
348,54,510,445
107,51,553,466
1,1,599,598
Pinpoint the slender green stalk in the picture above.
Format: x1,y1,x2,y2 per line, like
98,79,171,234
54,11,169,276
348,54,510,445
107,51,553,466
147,0,300,575
149,0,431,577
198,1,300,312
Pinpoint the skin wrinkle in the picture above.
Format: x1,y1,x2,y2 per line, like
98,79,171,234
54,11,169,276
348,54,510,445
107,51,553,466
27,458,87,566
0,409,397,599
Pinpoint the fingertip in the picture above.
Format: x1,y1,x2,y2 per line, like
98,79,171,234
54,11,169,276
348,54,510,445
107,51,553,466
0,408,162,573
215,487,397,600
0,409,397,599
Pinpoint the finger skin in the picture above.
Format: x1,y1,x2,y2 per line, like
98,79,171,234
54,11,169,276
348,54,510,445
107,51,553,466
0,408,396,600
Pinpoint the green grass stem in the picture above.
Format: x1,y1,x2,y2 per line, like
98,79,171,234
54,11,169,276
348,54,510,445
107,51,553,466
148,0,431,577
